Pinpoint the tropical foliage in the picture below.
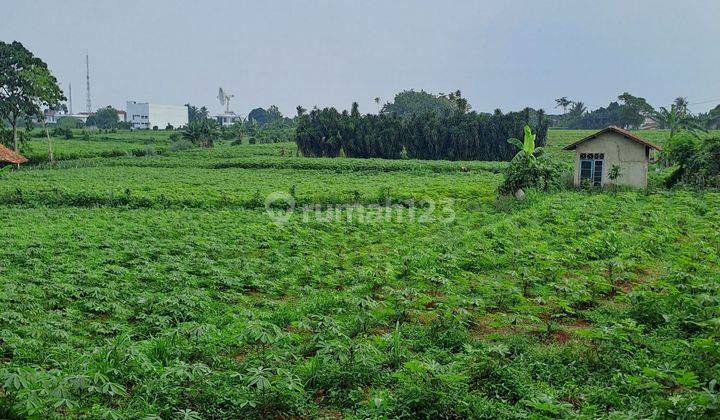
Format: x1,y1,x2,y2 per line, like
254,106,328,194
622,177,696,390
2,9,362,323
182,119,219,148
551,93,654,129
498,125,564,193
665,132,720,188
380,89,459,117
652,103,706,139
296,106,549,161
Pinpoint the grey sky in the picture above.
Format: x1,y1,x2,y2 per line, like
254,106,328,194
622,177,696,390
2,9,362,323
4,0,719,117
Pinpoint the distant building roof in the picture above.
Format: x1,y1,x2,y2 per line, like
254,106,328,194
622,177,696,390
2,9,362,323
563,126,663,152
0,144,29,164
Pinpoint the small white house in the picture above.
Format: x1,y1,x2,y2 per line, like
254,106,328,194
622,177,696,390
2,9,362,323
126,101,188,129
564,126,662,188
215,112,243,127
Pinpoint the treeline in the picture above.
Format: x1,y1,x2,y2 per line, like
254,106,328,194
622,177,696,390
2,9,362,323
295,105,548,161
550,93,654,129
551,93,720,130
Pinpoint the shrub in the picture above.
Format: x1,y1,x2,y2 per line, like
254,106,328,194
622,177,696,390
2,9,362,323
57,116,83,129
170,139,195,152
665,134,720,188
51,127,73,139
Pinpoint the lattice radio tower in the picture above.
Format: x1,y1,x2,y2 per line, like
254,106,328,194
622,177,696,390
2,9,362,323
85,52,92,113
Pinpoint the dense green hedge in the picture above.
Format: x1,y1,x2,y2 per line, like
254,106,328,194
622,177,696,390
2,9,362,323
295,107,548,161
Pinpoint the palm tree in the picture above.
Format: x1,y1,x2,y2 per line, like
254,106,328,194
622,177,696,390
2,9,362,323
567,101,587,118
182,119,219,148
674,97,689,115
555,97,571,114
652,104,706,139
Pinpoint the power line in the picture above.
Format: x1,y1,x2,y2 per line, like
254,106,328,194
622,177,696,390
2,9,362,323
689,98,720,106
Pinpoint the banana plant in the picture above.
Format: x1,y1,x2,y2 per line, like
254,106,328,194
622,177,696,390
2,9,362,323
508,124,542,161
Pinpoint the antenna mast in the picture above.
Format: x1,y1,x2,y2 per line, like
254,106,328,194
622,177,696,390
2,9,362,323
68,83,73,114
85,52,92,113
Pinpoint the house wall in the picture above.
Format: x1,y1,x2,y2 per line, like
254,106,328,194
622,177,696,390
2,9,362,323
573,132,649,188
148,104,188,129
126,101,150,129
126,102,188,129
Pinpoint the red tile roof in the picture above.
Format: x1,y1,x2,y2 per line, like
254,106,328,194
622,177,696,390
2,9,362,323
0,144,29,164
563,126,663,151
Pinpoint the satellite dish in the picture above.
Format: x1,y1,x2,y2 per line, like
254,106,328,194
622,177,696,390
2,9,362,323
217,87,234,113
218,87,225,106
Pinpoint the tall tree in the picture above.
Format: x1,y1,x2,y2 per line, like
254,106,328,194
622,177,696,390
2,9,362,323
0,41,64,152
652,104,706,139
616,92,654,129
567,101,587,118
85,106,120,129
248,107,282,126
674,97,689,114
380,90,456,118
555,97,571,113
185,104,209,123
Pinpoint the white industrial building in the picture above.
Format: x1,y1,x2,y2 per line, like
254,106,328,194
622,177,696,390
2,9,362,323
126,101,188,129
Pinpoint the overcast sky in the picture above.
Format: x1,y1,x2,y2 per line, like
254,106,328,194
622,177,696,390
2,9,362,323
3,1,719,116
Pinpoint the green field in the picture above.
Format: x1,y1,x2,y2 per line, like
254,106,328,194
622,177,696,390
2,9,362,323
1,130,719,418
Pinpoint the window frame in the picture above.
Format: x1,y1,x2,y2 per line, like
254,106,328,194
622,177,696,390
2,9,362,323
579,152,605,187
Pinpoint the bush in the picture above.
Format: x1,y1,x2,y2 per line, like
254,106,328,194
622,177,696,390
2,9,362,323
170,139,195,152
690,137,720,188
51,127,73,139
57,116,83,129
665,134,720,188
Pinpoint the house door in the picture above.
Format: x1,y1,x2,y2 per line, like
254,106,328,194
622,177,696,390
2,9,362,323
579,153,604,186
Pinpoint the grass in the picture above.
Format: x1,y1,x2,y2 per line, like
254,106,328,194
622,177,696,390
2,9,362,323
1,130,719,418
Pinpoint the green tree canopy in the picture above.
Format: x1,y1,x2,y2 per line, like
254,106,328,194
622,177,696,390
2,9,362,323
617,92,655,129
380,90,457,118
57,116,83,129
248,106,284,126
86,106,120,129
0,41,64,151
185,104,209,123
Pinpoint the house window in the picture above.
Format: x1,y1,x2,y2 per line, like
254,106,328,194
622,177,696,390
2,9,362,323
579,153,604,186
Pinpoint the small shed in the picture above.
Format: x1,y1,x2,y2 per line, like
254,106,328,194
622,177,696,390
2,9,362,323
0,144,29,170
563,126,662,188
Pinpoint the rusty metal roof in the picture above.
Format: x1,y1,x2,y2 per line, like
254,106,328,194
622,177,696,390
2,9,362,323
0,144,29,164
563,126,663,151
